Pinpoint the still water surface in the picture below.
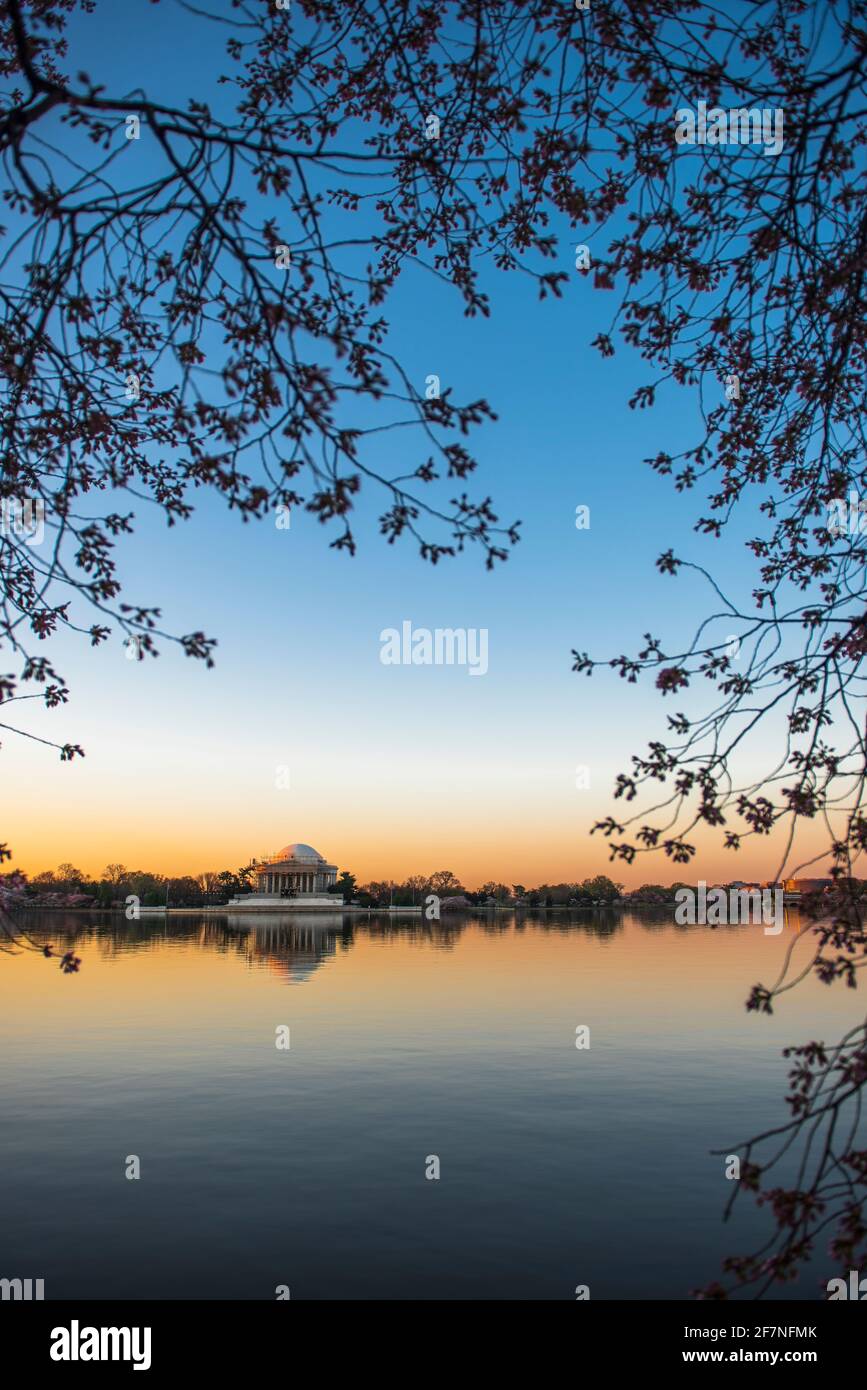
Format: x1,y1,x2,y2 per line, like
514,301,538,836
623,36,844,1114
1,908,862,1299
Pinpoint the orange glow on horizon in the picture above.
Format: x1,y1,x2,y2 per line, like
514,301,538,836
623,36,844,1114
9,817,834,891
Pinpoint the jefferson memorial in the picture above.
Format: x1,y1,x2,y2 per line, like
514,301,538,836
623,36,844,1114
229,843,339,909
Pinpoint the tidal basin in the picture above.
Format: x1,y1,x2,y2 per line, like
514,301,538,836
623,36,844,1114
1,908,861,1300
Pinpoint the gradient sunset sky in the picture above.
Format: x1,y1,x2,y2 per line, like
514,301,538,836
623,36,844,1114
3,1,835,888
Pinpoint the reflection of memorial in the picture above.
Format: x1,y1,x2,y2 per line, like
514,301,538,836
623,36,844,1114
237,918,347,982
228,843,339,909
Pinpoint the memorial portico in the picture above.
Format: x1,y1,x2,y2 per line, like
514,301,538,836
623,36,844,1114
234,843,339,905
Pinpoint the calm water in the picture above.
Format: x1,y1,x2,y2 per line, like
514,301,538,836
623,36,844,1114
1,908,863,1300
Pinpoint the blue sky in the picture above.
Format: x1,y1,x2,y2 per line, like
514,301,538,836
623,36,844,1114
5,0,809,886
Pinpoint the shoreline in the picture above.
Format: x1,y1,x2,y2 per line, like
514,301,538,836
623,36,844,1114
14,901,623,915
12,895,811,916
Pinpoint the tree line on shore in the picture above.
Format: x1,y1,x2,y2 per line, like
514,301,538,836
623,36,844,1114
1,863,711,910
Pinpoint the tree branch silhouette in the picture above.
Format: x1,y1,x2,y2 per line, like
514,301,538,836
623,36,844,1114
2,0,867,1290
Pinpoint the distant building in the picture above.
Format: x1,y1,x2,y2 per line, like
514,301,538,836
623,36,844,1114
228,843,339,907
782,878,833,894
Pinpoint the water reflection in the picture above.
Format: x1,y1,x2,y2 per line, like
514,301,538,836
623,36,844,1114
14,902,792,971
1,904,853,1300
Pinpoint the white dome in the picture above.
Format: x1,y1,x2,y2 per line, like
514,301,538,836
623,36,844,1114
276,843,324,862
